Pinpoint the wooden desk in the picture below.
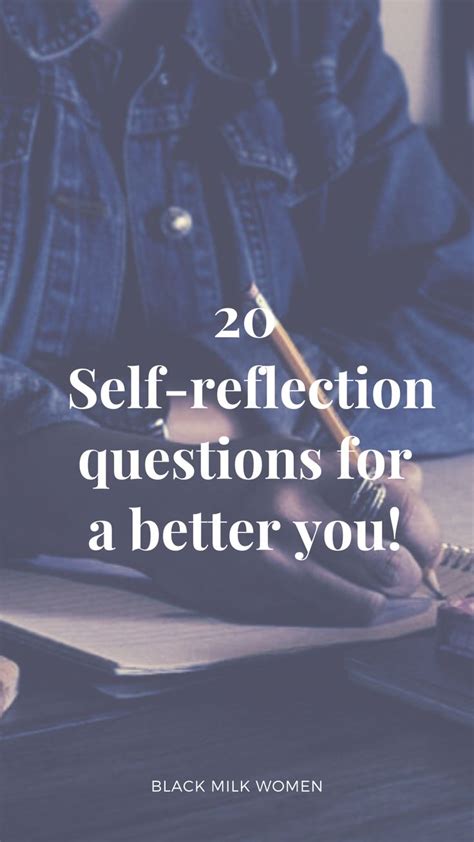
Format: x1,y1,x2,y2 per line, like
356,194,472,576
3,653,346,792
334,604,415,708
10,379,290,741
2,455,473,841
1,642,473,842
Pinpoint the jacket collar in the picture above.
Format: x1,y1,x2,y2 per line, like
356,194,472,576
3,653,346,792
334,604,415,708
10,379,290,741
0,0,100,61
0,0,276,81
184,0,276,82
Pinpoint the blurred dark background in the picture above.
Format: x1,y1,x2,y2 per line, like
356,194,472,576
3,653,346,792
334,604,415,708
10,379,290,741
382,0,473,197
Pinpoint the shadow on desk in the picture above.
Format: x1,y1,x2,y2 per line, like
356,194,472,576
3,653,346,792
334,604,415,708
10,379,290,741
1,641,473,842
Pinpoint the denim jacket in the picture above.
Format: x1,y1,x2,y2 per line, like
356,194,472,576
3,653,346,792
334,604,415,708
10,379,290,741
0,0,472,457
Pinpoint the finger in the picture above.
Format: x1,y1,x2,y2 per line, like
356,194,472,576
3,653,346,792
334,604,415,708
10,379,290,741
274,498,421,597
152,519,387,627
261,544,386,627
315,454,438,570
153,541,380,628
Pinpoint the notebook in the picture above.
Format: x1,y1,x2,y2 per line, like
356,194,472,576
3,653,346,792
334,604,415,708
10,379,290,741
0,455,472,687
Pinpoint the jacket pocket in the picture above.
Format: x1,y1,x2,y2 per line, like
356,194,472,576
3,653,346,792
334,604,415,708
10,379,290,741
0,101,38,331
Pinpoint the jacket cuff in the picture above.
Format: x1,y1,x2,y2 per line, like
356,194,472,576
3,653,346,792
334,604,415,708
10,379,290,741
0,356,96,561
0,355,96,443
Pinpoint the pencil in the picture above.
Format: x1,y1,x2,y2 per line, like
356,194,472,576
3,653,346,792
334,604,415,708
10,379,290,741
245,282,445,599
245,283,360,465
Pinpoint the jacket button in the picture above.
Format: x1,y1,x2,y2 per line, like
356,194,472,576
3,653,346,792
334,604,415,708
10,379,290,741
160,207,193,239
158,71,170,88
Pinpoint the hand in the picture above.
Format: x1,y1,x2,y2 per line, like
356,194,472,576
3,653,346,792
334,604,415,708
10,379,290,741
146,438,440,626
10,427,441,627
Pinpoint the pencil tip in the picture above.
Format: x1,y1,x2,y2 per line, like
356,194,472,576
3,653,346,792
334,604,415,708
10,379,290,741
424,569,446,601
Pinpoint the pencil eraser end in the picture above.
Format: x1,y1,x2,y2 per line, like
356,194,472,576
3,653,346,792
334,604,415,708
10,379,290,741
245,282,259,300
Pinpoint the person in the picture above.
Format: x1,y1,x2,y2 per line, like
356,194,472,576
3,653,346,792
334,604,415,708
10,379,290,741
1,0,472,626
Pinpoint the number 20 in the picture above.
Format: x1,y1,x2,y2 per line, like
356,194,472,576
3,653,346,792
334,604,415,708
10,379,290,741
215,307,275,339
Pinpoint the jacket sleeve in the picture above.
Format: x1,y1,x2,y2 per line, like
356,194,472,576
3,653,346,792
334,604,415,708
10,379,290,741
202,0,473,455
0,354,95,557
0,355,96,441
278,0,473,454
